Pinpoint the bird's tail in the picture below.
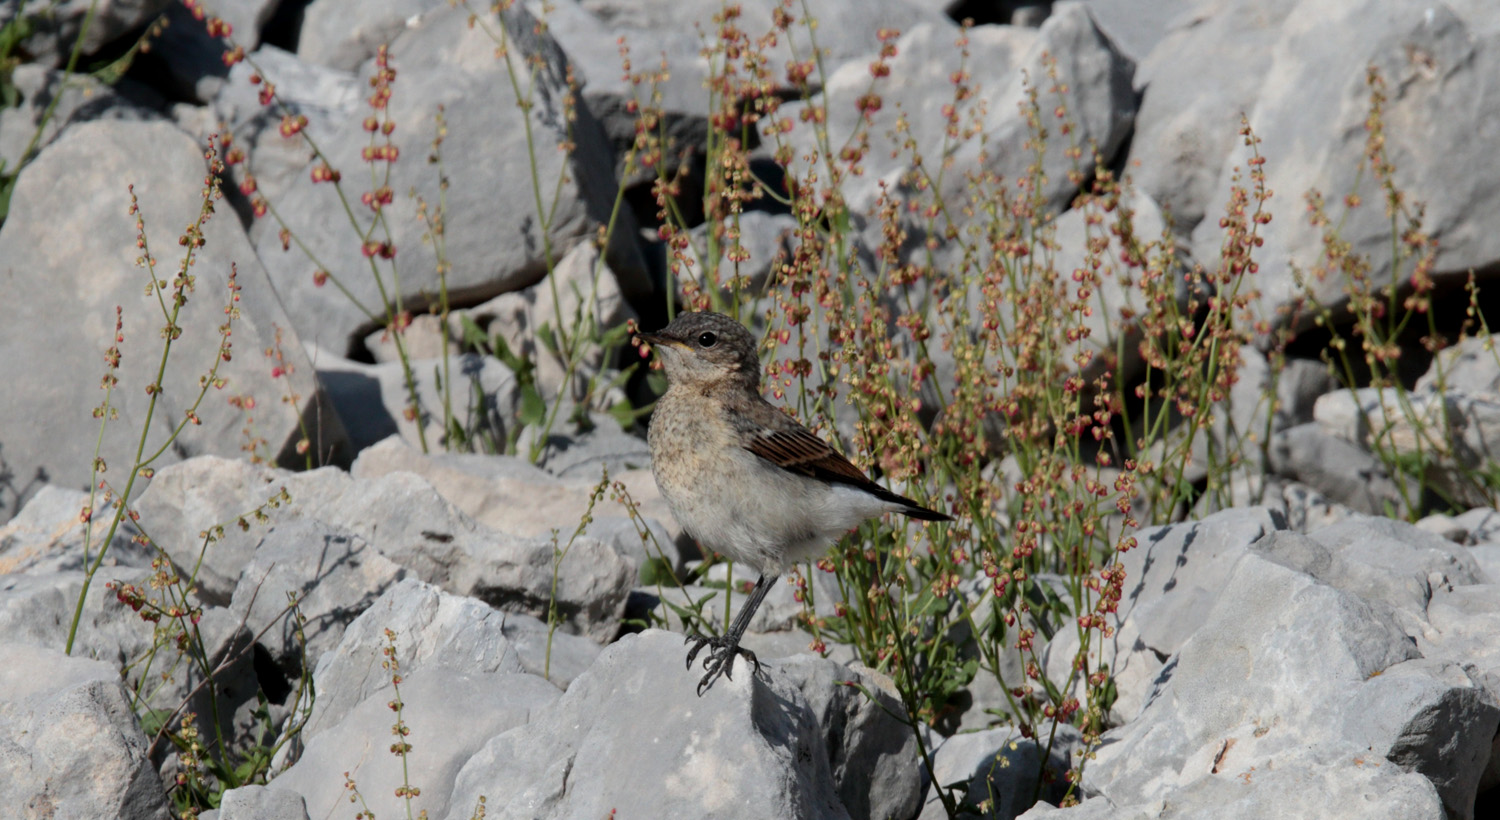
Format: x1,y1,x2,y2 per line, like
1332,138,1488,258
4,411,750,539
873,485,952,522
899,502,952,522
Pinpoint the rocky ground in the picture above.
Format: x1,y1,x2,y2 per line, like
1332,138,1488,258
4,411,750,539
2,1,1500,819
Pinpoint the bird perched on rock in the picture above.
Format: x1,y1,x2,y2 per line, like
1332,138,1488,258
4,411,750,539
637,311,951,695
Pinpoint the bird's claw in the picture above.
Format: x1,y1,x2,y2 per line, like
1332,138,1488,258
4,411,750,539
684,632,710,669
683,632,761,695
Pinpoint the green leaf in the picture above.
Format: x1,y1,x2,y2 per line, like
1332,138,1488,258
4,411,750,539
458,314,488,351
447,415,469,450
1040,583,1070,618
608,399,635,431
0,175,14,224
232,757,261,783
639,556,674,586
910,587,946,618
662,592,718,634
1036,668,1065,703
600,322,631,346
537,322,560,355
139,707,174,737
605,364,637,390
1098,671,1119,714
646,369,668,396
490,329,523,371
0,16,36,59
518,383,546,426
958,657,979,687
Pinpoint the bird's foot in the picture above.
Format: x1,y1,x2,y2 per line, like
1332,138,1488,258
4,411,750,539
684,632,761,695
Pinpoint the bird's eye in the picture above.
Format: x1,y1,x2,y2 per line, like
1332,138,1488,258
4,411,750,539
697,331,718,348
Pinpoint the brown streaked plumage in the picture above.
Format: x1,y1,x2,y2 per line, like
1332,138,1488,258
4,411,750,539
744,424,950,519
639,311,950,695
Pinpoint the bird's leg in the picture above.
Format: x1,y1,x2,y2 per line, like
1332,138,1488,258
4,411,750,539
686,573,778,695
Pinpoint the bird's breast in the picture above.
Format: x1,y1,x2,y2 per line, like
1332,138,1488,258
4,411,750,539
648,390,879,575
647,390,737,509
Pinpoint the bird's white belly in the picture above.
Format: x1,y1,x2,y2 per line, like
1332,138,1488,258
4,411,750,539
657,444,889,575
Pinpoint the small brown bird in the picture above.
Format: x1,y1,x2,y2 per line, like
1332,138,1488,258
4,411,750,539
638,311,950,695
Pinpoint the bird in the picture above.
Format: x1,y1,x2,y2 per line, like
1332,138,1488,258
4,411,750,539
637,311,951,695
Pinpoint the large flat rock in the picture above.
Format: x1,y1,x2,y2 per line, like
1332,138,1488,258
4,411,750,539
0,119,346,523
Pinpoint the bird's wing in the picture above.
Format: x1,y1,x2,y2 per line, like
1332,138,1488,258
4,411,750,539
743,425,873,486
735,400,952,521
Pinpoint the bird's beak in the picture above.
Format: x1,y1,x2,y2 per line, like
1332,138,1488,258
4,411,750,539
636,331,682,349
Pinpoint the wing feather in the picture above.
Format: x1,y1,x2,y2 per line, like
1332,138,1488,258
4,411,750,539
737,407,952,521
745,427,872,485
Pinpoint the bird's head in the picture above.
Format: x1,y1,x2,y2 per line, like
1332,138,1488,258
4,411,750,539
637,311,761,390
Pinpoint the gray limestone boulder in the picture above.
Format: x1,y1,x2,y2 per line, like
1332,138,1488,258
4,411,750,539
312,344,521,455
0,566,270,768
1083,552,1423,804
134,456,635,642
1339,658,1498,820
210,45,364,218
1278,480,1360,533
523,414,652,480
450,241,637,409
216,785,310,820
916,724,1082,820
1454,508,1500,547
229,519,409,676
774,19,1035,217
1469,545,1500,587
1418,334,1500,397
1292,516,1487,614
338,466,634,634
939,3,1136,222
350,435,686,570
0,64,163,173
129,455,310,602
1268,422,1409,517
1415,511,1471,543
1075,0,1198,65
442,629,922,820
0,643,171,820
273,664,560,820
303,580,598,735
1045,506,1286,724
1313,386,1500,510
545,0,954,185
0,568,154,669
1031,510,1500,818
217,585,601,819
257,2,644,352
4,0,172,67
1422,582,1500,792
1073,525,1500,820
1125,0,1297,235
780,653,925,820
0,118,347,524
1025,745,1447,819
0,485,151,575
297,0,443,71
1189,0,1500,329
132,456,318,606
525,0,702,185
